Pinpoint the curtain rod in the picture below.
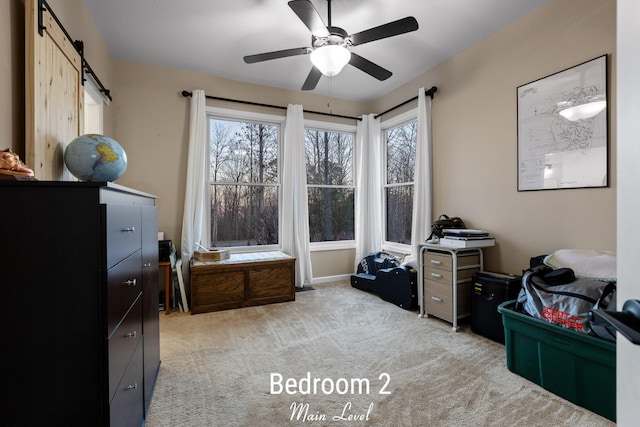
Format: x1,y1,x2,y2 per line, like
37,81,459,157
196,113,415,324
181,91,362,121
374,86,438,119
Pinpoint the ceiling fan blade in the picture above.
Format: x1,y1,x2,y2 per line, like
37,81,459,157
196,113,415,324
349,16,419,46
349,53,392,81
244,47,310,64
288,0,330,37
302,67,322,90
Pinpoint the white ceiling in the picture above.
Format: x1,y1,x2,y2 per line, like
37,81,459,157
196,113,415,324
83,0,552,103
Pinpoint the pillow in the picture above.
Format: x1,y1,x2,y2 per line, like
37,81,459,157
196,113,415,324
543,249,616,282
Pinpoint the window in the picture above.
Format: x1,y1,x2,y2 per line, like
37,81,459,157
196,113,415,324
305,122,355,245
64,76,106,181
207,109,282,248
83,76,104,134
383,113,417,247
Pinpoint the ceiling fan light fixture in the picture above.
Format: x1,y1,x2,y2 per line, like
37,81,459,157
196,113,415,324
310,45,351,76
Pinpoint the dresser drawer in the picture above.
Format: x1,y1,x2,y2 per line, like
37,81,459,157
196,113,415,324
110,339,144,427
106,204,142,269
107,250,142,337
109,295,142,401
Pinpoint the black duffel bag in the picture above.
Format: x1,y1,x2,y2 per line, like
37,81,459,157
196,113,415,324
515,265,616,335
427,214,466,240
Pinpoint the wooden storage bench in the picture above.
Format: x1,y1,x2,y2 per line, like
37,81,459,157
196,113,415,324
190,251,296,314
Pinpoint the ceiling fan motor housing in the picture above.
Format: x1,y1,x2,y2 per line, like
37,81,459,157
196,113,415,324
312,26,350,48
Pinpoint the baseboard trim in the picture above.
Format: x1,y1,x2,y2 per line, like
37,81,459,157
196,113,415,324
310,274,352,285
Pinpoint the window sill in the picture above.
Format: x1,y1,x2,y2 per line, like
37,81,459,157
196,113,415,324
309,241,356,252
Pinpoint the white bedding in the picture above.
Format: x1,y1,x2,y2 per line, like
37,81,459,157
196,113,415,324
544,249,616,282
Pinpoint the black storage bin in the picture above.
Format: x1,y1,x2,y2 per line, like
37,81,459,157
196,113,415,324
159,239,172,261
471,271,521,343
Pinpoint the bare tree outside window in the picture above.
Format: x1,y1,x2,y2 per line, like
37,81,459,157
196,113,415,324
305,128,355,242
385,121,416,244
209,118,279,247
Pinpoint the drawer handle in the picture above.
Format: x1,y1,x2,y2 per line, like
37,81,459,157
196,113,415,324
431,296,443,302
125,383,138,391
126,331,137,338
430,260,442,265
122,227,136,233
430,273,442,278
124,279,137,286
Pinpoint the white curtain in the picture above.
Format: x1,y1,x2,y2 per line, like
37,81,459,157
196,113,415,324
354,114,383,269
180,89,210,275
281,104,313,287
405,87,433,266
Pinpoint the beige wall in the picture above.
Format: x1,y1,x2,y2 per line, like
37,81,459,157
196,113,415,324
373,0,616,274
4,0,616,278
111,60,366,266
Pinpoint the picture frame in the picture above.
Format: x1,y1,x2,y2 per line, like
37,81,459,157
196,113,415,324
517,55,608,191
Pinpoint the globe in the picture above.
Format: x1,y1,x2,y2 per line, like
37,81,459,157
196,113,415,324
64,134,128,182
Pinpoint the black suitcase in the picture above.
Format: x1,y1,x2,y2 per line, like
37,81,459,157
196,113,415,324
377,266,418,310
350,273,379,293
471,271,522,343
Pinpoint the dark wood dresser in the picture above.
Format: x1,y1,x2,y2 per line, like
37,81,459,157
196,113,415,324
0,181,160,426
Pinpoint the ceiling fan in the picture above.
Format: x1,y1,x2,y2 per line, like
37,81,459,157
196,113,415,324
243,0,419,91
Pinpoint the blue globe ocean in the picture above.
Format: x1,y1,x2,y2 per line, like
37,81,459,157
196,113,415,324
64,134,128,181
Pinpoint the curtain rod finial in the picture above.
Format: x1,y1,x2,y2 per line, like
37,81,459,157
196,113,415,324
181,90,192,97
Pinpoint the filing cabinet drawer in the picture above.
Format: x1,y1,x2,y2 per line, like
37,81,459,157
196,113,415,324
424,266,477,285
425,280,472,322
107,250,142,337
424,267,452,284
424,280,453,321
106,204,142,269
109,295,142,401
424,252,453,270
423,251,480,272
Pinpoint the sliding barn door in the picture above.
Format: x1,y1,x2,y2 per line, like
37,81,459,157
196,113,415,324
25,0,84,180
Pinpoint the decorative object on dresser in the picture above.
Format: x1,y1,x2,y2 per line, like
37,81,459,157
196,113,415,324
1,181,160,426
190,251,296,314
0,148,34,177
63,134,128,182
419,242,493,331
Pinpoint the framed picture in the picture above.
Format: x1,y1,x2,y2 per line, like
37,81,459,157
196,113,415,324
517,55,608,191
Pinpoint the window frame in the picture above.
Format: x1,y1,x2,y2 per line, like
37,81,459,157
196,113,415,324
381,108,418,254
206,106,285,253
304,119,357,251
83,75,105,134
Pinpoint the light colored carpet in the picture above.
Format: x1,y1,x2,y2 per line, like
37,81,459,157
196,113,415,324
145,281,614,426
